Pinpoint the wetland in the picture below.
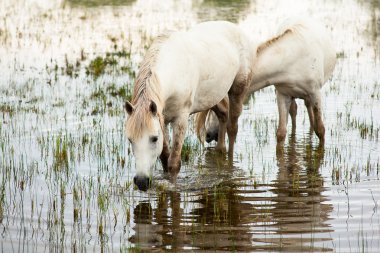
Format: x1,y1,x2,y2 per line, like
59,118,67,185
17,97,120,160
0,0,379,252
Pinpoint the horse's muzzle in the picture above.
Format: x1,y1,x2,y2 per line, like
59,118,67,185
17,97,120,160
134,175,151,191
206,132,218,143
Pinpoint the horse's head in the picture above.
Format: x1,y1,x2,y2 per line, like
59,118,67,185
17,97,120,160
124,100,163,191
205,110,219,143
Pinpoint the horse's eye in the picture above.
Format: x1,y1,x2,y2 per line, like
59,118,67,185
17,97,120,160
150,136,158,143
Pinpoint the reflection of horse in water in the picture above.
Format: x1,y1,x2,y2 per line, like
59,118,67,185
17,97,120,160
129,202,163,249
129,139,333,251
269,134,333,250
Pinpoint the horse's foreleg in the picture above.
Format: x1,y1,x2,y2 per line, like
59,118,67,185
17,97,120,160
276,92,292,144
211,96,229,153
304,99,315,130
227,94,244,157
311,92,325,144
168,114,188,176
160,123,170,172
289,98,297,132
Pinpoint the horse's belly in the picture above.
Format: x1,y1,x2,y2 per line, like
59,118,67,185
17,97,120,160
276,83,310,98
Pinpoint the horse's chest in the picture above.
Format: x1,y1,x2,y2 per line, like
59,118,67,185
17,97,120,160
163,94,192,121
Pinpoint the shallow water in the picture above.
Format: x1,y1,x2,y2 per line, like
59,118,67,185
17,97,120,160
0,0,379,252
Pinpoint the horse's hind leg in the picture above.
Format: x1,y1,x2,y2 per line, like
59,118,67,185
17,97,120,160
226,92,245,157
304,99,315,130
289,98,297,132
276,92,292,144
211,96,229,153
311,91,325,144
168,114,188,177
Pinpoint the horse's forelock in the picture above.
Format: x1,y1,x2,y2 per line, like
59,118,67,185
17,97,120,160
126,33,170,140
125,104,155,140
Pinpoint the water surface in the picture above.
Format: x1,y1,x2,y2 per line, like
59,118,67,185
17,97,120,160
0,0,379,252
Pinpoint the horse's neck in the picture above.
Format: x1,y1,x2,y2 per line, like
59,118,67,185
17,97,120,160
250,40,294,93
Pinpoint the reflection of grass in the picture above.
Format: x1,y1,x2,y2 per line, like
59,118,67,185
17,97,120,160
0,104,15,114
0,183,5,223
337,110,380,141
53,135,70,171
65,0,136,7
2,117,132,250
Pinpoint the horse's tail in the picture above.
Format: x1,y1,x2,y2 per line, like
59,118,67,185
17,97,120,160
195,109,211,143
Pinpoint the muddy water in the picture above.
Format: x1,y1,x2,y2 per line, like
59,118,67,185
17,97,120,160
0,0,379,252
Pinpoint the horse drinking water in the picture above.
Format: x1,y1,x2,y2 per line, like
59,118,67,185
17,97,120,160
124,21,255,191
196,18,336,151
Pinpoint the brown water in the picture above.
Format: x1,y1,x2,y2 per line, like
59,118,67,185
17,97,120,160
0,0,379,252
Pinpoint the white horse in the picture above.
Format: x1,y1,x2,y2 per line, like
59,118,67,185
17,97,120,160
125,21,255,191
196,18,336,149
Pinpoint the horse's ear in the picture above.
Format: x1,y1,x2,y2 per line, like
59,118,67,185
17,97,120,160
150,101,157,116
125,101,134,115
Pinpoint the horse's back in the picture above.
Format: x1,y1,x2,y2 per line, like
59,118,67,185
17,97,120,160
155,21,253,114
278,17,336,83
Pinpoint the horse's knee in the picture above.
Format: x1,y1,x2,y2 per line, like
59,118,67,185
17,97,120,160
276,128,287,143
168,155,181,174
315,123,325,142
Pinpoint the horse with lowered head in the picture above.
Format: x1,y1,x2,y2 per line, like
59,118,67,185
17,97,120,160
196,18,336,149
124,21,255,191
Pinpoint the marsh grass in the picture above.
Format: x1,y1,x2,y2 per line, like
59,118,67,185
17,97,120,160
0,0,379,252
181,136,200,162
86,48,134,79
